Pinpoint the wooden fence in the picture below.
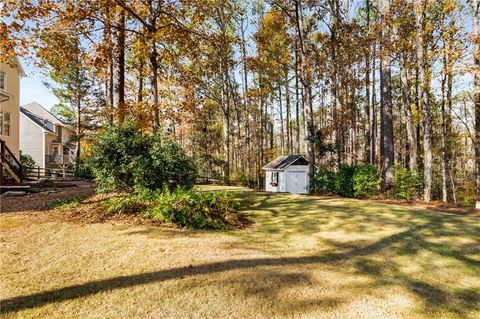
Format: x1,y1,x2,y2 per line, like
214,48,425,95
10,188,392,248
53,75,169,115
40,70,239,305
24,167,75,180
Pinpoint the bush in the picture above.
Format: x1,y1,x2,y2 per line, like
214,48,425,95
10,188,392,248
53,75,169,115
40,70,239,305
20,154,37,177
457,181,476,207
353,164,382,198
89,121,197,192
312,164,382,198
104,195,148,214
73,157,94,179
103,188,242,229
310,169,336,194
393,165,422,201
335,165,356,197
145,188,241,229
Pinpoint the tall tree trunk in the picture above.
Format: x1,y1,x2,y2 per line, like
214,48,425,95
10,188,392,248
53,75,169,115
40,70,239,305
330,0,342,167
364,0,371,163
75,67,81,171
295,0,315,185
150,43,160,129
415,0,432,202
295,41,301,154
379,0,394,185
105,6,114,124
371,43,377,164
472,0,480,198
278,83,285,154
240,20,251,177
285,67,292,154
113,9,125,122
441,42,448,203
446,28,455,203
400,53,417,171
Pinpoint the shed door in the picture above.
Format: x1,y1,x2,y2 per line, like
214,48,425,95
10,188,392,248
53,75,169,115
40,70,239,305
287,171,307,194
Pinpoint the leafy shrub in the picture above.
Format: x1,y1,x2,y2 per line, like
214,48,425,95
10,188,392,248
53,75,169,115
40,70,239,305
353,164,382,198
73,157,94,179
310,169,336,194
457,181,476,207
89,121,197,192
393,165,422,201
335,165,356,197
20,153,37,177
104,195,148,214
150,136,197,189
144,188,241,229
101,187,243,229
233,171,255,187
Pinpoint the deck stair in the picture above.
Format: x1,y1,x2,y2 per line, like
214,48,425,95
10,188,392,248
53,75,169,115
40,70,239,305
0,139,23,185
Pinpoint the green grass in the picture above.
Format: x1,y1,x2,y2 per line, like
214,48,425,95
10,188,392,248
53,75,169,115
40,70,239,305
48,197,83,209
1,185,479,318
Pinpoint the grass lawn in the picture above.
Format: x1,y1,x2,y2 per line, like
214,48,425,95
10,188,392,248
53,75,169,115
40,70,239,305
1,185,479,318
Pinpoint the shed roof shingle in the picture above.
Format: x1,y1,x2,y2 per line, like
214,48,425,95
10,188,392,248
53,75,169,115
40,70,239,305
262,155,309,170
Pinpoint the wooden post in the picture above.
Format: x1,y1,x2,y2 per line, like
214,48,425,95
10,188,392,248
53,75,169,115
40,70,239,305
0,140,4,185
38,166,40,180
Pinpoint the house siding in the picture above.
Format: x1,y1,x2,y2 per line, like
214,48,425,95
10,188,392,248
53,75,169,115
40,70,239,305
0,61,21,157
19,113,45,167
20,102,77,169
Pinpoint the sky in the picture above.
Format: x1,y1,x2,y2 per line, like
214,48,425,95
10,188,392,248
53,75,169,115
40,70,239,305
19,58,59,110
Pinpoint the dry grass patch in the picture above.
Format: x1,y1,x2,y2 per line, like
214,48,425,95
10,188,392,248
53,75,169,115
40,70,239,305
1,185,479,318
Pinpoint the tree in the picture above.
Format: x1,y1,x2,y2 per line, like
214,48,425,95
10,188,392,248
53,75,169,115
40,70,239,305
471,0,480,197
414,0,433,202
379,0,394,186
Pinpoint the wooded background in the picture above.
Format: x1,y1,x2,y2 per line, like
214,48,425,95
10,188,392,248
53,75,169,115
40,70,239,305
1,0,479,204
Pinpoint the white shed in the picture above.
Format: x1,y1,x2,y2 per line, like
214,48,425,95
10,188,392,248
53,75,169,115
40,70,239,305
262,155,310,194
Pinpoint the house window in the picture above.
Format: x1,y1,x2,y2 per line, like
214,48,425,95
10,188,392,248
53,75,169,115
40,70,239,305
1,111,10,136
0,71,5,90
271,171,279,184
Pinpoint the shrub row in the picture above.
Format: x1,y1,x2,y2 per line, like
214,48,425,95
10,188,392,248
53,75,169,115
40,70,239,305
311,164,381,198
103,188,243,230
311,164,422,200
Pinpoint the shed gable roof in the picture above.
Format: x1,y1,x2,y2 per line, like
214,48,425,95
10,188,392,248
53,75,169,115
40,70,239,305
262,155,309,170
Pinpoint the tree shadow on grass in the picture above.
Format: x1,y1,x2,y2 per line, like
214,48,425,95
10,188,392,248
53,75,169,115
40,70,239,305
5,224,478,316
2,192,479,317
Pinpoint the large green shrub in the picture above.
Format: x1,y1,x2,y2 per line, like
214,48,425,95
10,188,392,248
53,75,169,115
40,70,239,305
103,188,242,229
310,169,336,194
145,188,240,229
335,164,356,197
312,164,382,198
20,154,37,177
89,122,197,192
393,165,422,201
353,164,382,198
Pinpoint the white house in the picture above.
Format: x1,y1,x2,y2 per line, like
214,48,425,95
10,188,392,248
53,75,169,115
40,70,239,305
262,155,310,194
20,102,77,168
